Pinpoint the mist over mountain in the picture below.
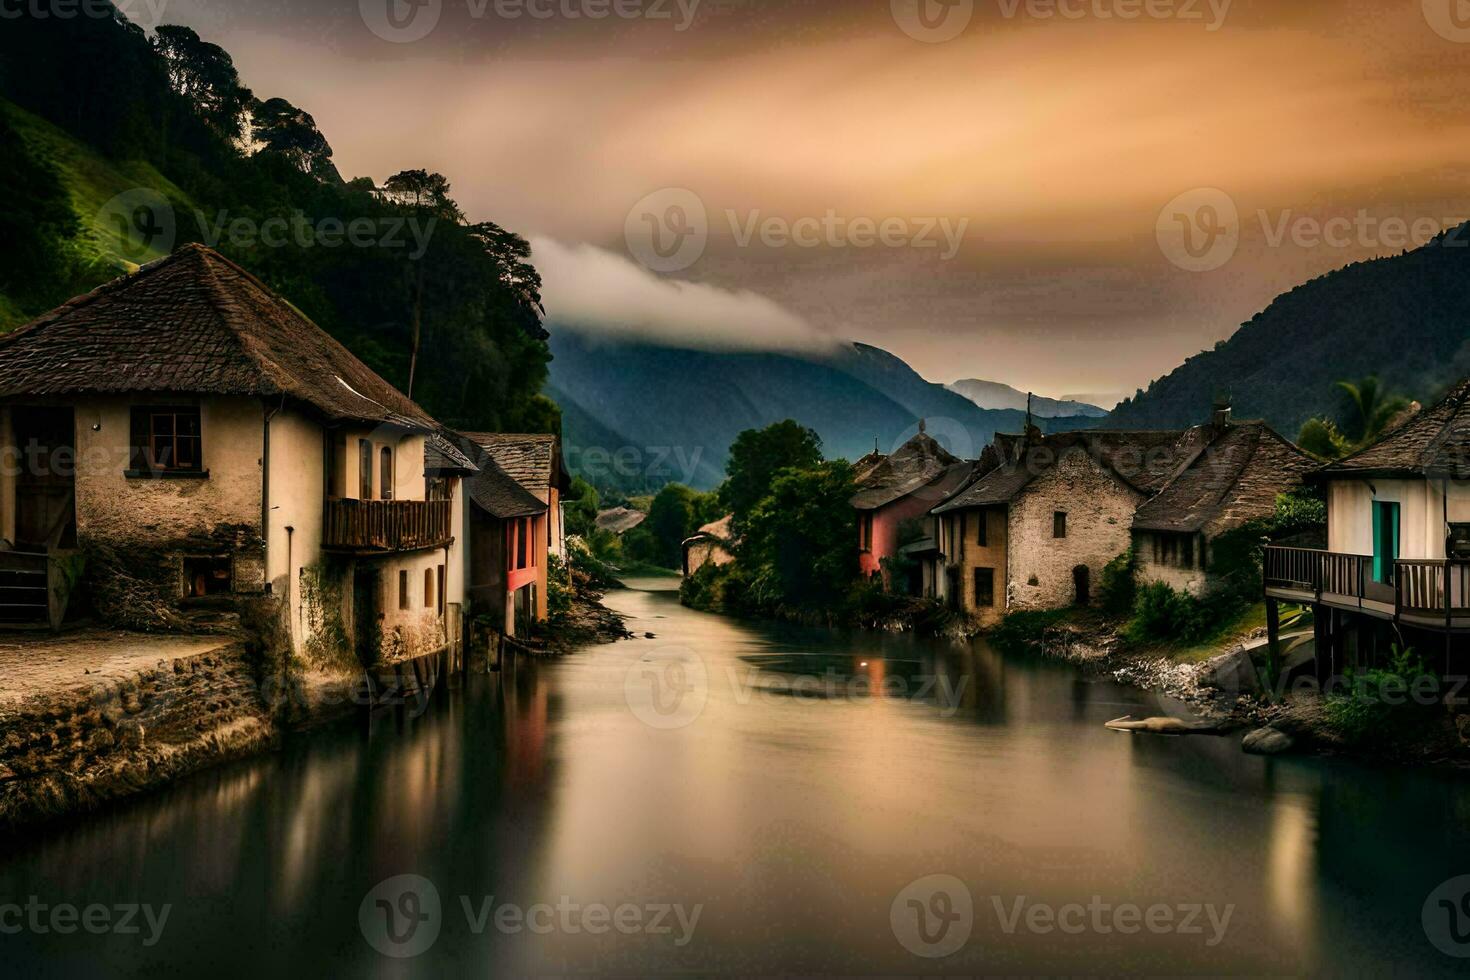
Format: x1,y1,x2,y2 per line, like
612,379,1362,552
947,379,1109,418
548,329,1098,491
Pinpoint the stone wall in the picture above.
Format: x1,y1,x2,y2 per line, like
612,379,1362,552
1007,451,1142,612
1134,529,1208,596
941,507,1009,627
0,641,275,828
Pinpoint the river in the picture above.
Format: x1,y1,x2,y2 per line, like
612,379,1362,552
2,577,1468,977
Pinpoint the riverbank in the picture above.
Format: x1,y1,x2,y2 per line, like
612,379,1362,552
1005,609,1470,766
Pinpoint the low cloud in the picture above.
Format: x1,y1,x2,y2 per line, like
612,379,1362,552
531,237,838,352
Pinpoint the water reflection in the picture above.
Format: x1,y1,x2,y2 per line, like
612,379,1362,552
0,579,1466,977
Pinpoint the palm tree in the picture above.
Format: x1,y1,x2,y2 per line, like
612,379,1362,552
1297,376,1412,461
1336,377,1410,444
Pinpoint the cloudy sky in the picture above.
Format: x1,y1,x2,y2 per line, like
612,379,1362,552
163,0,1470,404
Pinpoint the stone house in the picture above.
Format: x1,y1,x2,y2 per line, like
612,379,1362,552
1132,413,1316,596
851,424,976,588
0,244,465,671
456,432,570,633
930,429,1186,625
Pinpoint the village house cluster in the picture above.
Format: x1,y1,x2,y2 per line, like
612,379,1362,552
0,245,567,686
849,405,1312,627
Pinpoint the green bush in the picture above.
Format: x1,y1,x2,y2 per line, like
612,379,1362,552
1324,645,1441,745
1099,550,1137,615
1124,581,1211,644
991,609,1070,655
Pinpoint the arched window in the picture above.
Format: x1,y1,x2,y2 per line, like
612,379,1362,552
380,446,394,501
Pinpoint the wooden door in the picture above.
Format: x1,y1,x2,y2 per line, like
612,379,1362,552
12,407,76,550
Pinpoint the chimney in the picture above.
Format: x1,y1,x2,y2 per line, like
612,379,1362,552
1211,394,1232,429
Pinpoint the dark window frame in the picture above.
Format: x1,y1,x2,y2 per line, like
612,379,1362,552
129,405,204,476
1053,511,1068,539
974,567,995,608
380,445,395,501
976,510,988,547
359,440,374,500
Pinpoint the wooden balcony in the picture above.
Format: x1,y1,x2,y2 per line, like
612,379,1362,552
323,498,452,553
1264,545,1470,630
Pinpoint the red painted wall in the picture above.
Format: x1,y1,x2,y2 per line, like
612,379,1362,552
858,493,937,579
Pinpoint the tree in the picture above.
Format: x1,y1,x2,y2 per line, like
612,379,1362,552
719,421,824,527
152,26,252,142
1297,417,1351,461
624,484,719,569
1335,377,1410,445
564,477,601,539
247,96,340,182
1297,376,1412,460
740,460,858,608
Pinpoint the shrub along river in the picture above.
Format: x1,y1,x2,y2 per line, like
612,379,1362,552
2,577,1469,976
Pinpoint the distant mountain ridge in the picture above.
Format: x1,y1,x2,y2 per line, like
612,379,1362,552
548,330,1099,491
947,379,1109,418
1107,224,1470,435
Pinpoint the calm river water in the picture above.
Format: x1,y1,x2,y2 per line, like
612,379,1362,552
3,577,1469,977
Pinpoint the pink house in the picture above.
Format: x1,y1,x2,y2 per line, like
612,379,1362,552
852,425,976,585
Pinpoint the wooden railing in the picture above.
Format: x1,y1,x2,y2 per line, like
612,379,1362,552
1397,560,1470,620
323,498,452,552
1265,546,1470,623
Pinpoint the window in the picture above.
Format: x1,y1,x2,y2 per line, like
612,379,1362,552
380,446,395,501
1181,535,1195,569
976,511,988,547
424,568,434,609
130,406,201,472
398,570,410,609
436,565,446,614
1373,500,1400,585
974,568,995,608
859,513,874,551
359,440,374,499
1053,511,1068,539
183,556,231,597
517,518,528,568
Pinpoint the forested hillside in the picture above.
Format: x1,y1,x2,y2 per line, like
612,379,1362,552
0,6,553,434
1108,231,1470,433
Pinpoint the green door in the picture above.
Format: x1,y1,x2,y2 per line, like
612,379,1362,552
1372,501,1400,584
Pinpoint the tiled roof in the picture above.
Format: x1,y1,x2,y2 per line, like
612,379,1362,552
445,431,546,520
425,431,479,474
933,429,1188,514
851,431,963,510
460,432,558,491
1323,378,1470,478
1132,422,1316,534
0,244,435,428
595,507,646,534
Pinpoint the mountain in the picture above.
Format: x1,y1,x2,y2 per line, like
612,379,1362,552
947,379,1108,418
1107,226,1470,435
548,329,1098,491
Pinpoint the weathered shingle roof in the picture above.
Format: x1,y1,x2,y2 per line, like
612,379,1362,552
425,431,479,475
445,432,546,520
1322,378,1470,478
460,432,559,492
0,244,435,428
933,429,1188,513
1132,422,1316,535
851,430,963,510
595,507,646,534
